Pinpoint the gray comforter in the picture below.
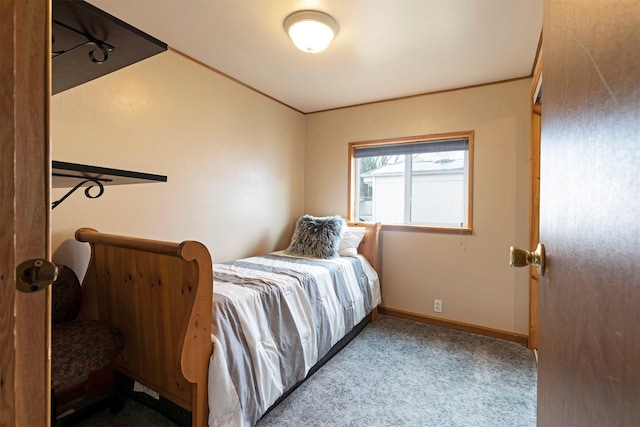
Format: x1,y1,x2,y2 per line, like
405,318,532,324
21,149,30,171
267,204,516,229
207,252,381,426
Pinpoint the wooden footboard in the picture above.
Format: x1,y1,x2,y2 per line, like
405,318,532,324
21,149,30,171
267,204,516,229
73,222,380,427
75,228,213,427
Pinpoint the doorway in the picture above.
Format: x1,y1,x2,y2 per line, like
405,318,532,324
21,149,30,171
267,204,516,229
529,54,542,350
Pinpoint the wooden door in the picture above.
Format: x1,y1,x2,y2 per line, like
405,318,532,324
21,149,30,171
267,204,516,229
529,59,542,350
538,1,639,425
0,0,51,425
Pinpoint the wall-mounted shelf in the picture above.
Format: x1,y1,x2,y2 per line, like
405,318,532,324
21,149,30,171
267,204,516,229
52,0,167,94
52,161,167,209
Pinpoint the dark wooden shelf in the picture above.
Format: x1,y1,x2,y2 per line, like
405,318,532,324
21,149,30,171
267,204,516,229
53,161,167,188
52,161,167,209
52,0,167,94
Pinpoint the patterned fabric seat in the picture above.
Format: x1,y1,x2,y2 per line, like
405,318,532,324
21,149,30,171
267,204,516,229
51,264,125,421
51,319,125,390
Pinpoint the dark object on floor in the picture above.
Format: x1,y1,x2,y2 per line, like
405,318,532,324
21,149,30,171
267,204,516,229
51,264,126,425
57,393,124,426
114,372,191,427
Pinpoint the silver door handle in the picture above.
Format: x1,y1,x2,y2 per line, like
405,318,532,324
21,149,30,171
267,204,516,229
510,243,545,276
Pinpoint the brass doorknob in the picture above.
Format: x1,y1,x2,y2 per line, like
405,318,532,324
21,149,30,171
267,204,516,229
510,243,545,276
16,259,58,292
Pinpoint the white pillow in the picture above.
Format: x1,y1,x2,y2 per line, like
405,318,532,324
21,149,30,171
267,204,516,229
338,226,366,257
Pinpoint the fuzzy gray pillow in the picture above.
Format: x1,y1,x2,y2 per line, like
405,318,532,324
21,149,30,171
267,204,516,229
285,215,346,259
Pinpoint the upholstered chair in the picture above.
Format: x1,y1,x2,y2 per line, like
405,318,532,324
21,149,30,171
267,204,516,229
51,264,125,424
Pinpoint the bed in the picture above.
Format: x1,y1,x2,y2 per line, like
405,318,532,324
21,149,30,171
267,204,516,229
74,218,381,427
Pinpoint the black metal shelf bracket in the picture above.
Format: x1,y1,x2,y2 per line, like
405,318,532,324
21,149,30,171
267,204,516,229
51,177,109,209
51,161,167,209
52,19,116,64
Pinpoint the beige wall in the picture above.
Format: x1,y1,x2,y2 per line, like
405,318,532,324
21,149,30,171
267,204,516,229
304,79,532,335
51,51,306,277
52,54,531,335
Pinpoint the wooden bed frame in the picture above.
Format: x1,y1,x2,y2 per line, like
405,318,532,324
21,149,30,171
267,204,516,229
74,221,381,427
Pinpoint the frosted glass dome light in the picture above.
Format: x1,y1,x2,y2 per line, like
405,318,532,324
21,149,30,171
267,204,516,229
284,10,339,53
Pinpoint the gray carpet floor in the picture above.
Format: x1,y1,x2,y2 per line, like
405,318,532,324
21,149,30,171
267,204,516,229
70,314,537,426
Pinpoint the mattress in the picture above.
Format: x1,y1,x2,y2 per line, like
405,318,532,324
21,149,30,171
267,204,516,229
207,251,381,426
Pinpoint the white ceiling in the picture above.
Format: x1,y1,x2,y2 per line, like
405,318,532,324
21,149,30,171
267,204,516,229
88,0,543,114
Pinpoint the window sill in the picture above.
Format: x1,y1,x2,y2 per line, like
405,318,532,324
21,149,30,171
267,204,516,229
380,224,473,235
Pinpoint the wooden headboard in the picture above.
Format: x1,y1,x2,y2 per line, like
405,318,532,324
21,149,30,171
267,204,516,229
347,221,382,274
74,228,213,427
74,222,381,426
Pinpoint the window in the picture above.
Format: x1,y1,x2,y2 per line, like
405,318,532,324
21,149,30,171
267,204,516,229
349,132,473,233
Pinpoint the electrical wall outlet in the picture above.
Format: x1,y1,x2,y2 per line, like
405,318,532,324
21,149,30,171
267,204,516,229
434,299,442,313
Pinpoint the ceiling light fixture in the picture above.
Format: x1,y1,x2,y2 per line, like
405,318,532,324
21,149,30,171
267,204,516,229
284,10,339,53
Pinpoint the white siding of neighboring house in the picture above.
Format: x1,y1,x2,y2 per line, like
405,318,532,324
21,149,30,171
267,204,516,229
411,171,464,226
362,160,465,226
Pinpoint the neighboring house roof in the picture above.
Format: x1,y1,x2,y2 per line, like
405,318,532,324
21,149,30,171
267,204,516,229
362,158,464,178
